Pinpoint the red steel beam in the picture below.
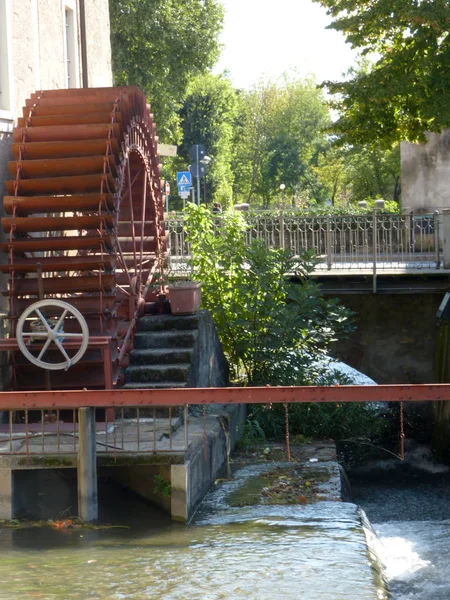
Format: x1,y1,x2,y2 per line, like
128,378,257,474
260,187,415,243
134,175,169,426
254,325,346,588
0,384,449,410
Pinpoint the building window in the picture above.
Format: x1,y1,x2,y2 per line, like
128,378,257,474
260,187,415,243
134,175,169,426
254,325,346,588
63,1,79,89
0,0,12,114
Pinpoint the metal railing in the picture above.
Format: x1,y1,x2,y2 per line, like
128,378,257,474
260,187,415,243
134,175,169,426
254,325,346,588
166,212,443,273
0,383,450,459
0,406,188,458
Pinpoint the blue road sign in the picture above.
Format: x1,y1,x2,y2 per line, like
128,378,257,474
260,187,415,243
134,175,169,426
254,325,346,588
178,184,191,194
177,171,192,187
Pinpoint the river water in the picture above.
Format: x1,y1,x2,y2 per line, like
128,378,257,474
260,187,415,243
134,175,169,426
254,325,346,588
1,449,448,600
348,445,450,600
0,467,385,600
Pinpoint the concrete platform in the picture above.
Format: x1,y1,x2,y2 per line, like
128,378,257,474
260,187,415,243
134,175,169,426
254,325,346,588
0,405,246,522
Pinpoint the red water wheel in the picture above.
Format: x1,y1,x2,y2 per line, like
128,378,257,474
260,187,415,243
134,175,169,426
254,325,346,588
0,87,167,390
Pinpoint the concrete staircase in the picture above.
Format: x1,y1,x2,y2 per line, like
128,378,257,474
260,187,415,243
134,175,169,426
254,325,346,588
123,315,199,389
123,310,228,390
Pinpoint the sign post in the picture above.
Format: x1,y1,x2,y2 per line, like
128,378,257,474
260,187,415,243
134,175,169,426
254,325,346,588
177,171,192,207
164,181,170,212
189,145,206,205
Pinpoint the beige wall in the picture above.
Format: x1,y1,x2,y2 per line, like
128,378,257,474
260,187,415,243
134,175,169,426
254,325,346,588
401,130,450,213
84,0,113,88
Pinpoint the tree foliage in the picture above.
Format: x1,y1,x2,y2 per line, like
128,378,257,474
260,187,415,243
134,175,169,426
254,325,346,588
178,73,239,205
314,143,401,205
314,0,450,145
183,203,354,384
232,77,331,208
109,0,223,142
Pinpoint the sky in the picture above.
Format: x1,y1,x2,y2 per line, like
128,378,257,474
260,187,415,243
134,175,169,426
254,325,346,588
214,0,357,89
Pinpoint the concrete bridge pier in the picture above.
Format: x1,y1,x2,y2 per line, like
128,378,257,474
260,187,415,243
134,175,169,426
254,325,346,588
77,407,98,522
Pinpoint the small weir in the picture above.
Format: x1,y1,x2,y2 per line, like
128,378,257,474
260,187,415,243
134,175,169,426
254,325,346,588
348,445,450,600
0,460,387,600
0,442,449,599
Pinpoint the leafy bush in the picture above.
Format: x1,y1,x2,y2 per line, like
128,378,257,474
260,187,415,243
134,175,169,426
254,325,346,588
181,203,393,446
183,203,354,384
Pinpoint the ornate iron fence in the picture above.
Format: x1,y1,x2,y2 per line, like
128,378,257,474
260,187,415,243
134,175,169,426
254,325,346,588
166,212,442,272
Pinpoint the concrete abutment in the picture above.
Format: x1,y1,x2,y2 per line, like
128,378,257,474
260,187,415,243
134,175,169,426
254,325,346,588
0,405,245,523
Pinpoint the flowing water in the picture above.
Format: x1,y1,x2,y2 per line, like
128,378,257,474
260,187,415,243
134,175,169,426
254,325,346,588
348,445,450,600
0,466,386,600
1,449,447,600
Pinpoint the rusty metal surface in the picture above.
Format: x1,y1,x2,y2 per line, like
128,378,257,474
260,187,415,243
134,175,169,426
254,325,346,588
0,235,113,253
13,123,121,143
5,173,116,196
6,275,115,295
17,112,122,128
2,214,114,233
0,384,448,410
22,102,117,117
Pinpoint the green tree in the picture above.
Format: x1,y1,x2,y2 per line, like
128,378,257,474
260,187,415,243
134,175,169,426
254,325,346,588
178,73,239,205
314,0,450,145
109,0,223,142
345,144,401,203
232,76,331,208
314,143,401,206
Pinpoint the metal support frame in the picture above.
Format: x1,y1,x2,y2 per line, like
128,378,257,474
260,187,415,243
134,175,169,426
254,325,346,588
0,384,449,409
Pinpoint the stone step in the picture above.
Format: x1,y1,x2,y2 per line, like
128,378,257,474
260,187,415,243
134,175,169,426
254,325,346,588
121,381,188,389
133,330,197,349
125,364,191,384
129,348,193,366
136,314,200,332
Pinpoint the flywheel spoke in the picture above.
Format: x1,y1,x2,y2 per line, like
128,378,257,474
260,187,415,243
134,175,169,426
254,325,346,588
54,337,72,363
53,309,68,333
35,309,53,333
37,335,55,361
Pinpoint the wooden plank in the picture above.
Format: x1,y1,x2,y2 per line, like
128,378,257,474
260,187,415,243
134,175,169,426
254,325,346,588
13,123,121,143
5,173,115,196
12,138,119,160
2,214,114,233
3,193,115,215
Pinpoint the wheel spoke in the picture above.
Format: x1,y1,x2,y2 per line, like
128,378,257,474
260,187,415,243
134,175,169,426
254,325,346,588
21,332,48,338
35,309,52,333
54,337,71,363
53,309,68,333
57,332,84,338
37,335,54,361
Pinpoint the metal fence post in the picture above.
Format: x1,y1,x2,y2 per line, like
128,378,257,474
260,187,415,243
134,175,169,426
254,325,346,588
442,210,450,269
373,210,377,293
326,215,332,270
435,210,441,269
279,210,285,250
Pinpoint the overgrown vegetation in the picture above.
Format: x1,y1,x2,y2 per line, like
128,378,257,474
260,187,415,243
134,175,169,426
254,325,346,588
153,474,171,498
182,202,392,446
227,466,332,507
246,402,390,445
184,203,353,385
